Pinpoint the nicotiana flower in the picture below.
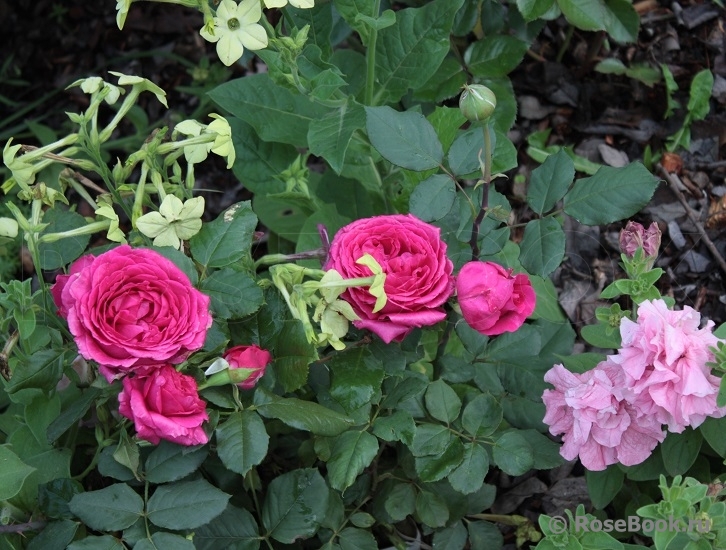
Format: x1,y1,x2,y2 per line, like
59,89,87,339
200,0,268,66
264,0,315,8
174,115,235,168
116,0,133,30
110,72,168,107
136,195,205,249
68,76,122,105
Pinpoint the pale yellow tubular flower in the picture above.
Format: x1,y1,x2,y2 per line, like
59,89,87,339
207,114,235,168
116,0,133,30
109,72,168,108
264,0,315,7
200,0,268,66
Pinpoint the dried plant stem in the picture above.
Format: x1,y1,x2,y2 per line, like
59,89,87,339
657,163,726,276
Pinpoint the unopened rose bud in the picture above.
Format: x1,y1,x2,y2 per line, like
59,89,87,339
619,221,661,267
224,345,272,390
459,84,497,122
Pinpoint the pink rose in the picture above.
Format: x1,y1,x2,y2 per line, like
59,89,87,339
56,245,212,378
50,255,96,318
118,365,209,446
612,299,726,432
543,362,665,471
619,221,661,259
456,261,536,336
223,345,272,389
324,214,455,343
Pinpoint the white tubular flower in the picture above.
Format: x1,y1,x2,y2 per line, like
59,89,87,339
264,0,315,8
200,0,268,66
116,0,133,30
110,72,168,108
208,114,235,168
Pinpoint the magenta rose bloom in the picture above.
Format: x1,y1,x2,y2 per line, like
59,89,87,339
456,261,536,336
118,365,209,446
50,255,96,318
325,214,455,343
223,344,272,389
54,245,211,377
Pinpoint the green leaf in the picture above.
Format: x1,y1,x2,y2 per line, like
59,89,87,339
461,393,502,437
580,323,621,349
413,57,468,104
409,175,457,222
468,521,504,548
447,126,517,176
365,106,444,171
262,468,329,543
586,467,624,509
424,379,462,423
144,441,208,484
38,209,90,270
67,536,124,550
661,429,702,476
687,69,715,121
337,527,378,550
6,349,65,404
415,437,465,482
25,394,60,447
113,429,140,479
189,201,257,269
595,58,628,75
563,163,659,225
26,519,78,550
328,348,385,414
209,74,328,147
47,388,101,444
288,5,333,58
273,320,318,392
216,411,268,477
374,0,465,104
412,423,453,456
327,431,379,491
146,479,230,530
194,505,260,550
517,0,556,20
700,416,726,456
229,118,298,195
134,533,195,550
199,268,263,319
0,445,35,500
308,100,366,174
68,484,144,531
255,390,354,436
333,0,379,44
384,483,416,521
427,107,467,153
527,149,575,215
38,478,83,520
432,520,468,550
372,410,416,445
604,0,640,43
415,490,449,528
448,443,489,495
557,0,608,30
465,35,529,78
519,218,566,278
492,431,534,476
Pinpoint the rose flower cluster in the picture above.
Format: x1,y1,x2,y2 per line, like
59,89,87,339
543,299,726,471
325,214,536,343
52,245,271,446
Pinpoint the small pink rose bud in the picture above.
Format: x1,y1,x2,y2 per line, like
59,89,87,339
456,261,536,336
223,345,272,390
619,221,661,263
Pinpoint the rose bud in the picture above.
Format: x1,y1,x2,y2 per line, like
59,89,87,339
619,221,661,269
223,345,272,389
456,261,536,336
459,84,497,122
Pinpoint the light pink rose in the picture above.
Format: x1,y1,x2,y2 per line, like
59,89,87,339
612,299,725,432
456,261,536,336
223,344,272,389
543,362,665,471
118,365,209,446
57,245,212,378
324,214,455,343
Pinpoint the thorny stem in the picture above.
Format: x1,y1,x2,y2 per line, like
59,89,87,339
468,124,492,260
0,331,19,381
0,521,46,534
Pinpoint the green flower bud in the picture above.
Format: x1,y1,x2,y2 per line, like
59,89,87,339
459,84,497,122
